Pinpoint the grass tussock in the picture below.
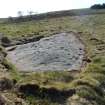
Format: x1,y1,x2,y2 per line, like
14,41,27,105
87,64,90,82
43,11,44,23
19,71,74,90
2,58,20,81
68,56,105,105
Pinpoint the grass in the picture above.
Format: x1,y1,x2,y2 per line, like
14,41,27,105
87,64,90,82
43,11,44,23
25,95,59,105
67,56,105,105
21,71,74,82
2,58,20,81
19,71,74,90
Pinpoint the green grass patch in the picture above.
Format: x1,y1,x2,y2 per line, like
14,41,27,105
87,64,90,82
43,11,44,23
19,71,74,90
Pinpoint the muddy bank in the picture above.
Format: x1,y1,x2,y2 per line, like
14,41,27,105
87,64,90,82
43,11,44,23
18,83,75,103
6,32,85,72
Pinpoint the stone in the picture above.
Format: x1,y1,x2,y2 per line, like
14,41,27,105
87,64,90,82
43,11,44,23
7,32,85,72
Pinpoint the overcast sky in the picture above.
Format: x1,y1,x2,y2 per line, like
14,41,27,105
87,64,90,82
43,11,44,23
0,0,104,18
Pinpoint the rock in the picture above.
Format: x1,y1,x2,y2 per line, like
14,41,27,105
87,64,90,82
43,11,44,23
7,32,85,72
67,95,97,105
0,95,6,105
15,98,26,105
6,46,17,51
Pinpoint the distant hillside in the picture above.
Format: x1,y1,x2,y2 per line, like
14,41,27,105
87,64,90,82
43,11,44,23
2,8,105,23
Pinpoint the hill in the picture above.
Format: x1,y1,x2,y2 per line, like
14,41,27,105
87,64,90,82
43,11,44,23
0,8,105,105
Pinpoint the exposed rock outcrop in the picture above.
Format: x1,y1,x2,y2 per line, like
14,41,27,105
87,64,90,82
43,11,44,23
7,32,85,72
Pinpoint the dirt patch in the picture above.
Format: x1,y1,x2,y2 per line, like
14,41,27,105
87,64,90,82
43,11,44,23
6,32,85,72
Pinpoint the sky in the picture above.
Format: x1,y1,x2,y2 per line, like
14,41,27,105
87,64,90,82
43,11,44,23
0,0,105,18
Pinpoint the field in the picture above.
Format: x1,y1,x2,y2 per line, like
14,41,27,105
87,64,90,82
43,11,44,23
0,8,105,105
